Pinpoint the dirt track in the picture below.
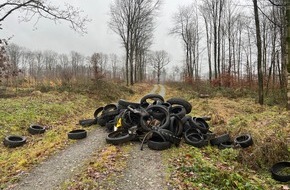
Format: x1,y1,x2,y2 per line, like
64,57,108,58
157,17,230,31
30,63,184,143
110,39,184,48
114,84,169,190
8,84,169,190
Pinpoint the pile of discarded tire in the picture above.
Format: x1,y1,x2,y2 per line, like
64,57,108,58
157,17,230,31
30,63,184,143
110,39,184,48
80,94,253,151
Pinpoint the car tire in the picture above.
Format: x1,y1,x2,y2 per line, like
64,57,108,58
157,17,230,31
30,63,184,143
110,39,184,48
79,119,98,127
166,97,192,114
140,94,164,105
147,140,171,150
234,134,253,148
184,133,206,148
3,135,27,148
106,130,135,145
28,124,46,135
271,162,290,182
68,129,87,140
210,133,230,146
118,99,140,109
219,141,234,149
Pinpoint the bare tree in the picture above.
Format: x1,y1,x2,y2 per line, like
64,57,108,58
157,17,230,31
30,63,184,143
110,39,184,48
0,0,89,33
110,53,119,80
109,0,161,85
70,51,84,80
149,50,170,84
5,43,22,86
253,0,264,105
171,4,200,80
200,0,226,82
90,52,108,80
43,50,58,80
59,54,72,85
0,39,11,84
287,1,290,110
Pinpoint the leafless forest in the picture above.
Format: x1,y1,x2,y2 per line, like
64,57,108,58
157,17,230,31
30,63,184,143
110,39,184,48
0,0,290,108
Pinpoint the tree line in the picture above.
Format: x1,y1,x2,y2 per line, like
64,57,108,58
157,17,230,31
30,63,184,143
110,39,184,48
0,42,176,88
0,0,289,108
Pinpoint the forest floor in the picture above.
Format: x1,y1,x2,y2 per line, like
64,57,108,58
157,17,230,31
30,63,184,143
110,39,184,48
0,81,289,190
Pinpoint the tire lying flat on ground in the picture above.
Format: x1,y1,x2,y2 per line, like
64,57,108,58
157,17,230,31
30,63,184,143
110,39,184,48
28,124,46,135
271,161,290,182
210,133,230,146
106,130,135,145
68,129,87,140
3,135,27,148
234,134,253,148
79,118,98,127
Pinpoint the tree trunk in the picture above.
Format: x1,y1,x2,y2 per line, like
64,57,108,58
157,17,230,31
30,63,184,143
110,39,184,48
253,0,264,105
287,0,290,110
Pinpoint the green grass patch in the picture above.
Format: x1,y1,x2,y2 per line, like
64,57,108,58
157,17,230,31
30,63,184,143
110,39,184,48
0,81,147,189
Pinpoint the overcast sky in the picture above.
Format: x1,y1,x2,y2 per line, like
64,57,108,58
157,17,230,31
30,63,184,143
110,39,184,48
1,0,195,69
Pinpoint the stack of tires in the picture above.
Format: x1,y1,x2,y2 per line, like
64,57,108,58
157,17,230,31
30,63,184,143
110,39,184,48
96,93,254,151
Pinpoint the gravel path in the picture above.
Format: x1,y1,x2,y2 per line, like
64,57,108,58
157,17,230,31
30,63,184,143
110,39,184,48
115,142,168,190
7,84,169,190
115,84,170,190
9,127,107,190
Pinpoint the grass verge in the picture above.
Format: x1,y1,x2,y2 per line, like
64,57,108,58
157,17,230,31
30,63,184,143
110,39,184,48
164,82,290,189
0,81,152,189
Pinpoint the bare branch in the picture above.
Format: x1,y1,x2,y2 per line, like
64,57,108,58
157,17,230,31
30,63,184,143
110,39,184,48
267,0,285,7
0,0,90,33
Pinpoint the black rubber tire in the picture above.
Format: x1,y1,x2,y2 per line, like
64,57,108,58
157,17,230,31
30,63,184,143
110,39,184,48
103,103,118,112
97,117,107,127
147,140,171,150
203,130,216,141
169,105,186,118
106,130,135,145
181,115,191,132
140,94,164,104
184,133,206,148
3,135,27,148
140,105,170,132
193,117,210,134
120,110,140,129
166,97,192,114
68,129,87,140
160,102,172,109
105,119,115,132
219,141,234,149
28,124,46,135
188,117,208,134
169,114,183,137
79,119,98,127
158,128,182,146
210,133,231,146
93,107,104,118
147,131,171,150
98,110,120,127
234,134,253,148
185,128,202,135
118,99,140,109
146,104,169,120
271,162,290,182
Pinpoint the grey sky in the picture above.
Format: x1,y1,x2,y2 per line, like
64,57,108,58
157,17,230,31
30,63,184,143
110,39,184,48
1,0,194,69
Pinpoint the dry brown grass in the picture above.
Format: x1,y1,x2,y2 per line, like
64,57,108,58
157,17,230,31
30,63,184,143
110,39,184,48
165,83,290,170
